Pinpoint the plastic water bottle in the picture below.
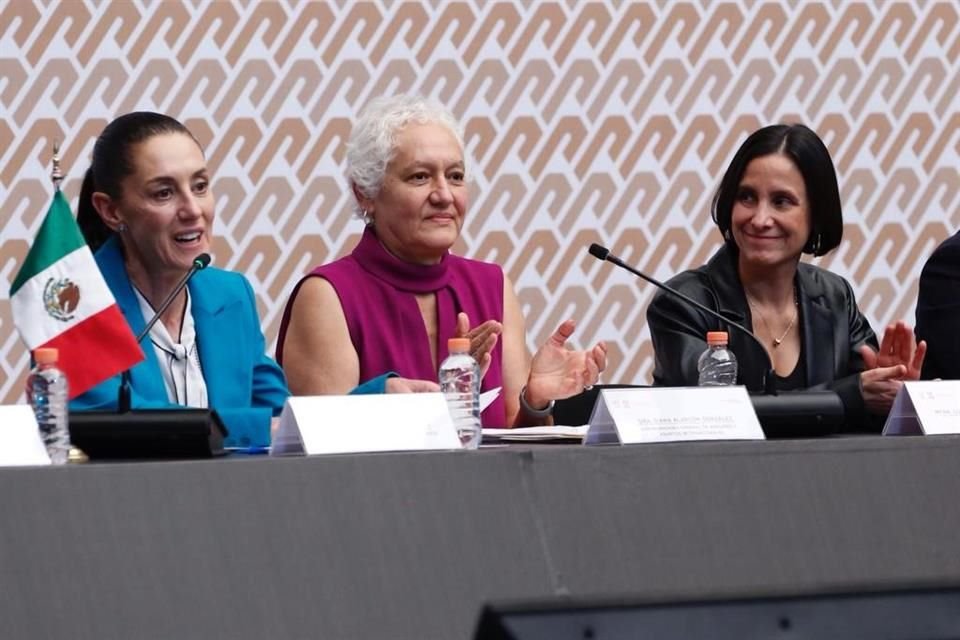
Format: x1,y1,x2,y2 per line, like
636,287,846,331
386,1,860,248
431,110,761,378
26,347,70,464
697,331,738,386
439,337,481,449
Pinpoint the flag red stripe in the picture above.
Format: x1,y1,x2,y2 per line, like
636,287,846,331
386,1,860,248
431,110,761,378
42,305,144,399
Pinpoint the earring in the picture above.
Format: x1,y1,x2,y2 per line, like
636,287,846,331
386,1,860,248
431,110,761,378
117,223,127,233
812,233,822,255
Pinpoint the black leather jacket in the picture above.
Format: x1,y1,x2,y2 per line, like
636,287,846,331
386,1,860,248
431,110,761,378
647,244,880,430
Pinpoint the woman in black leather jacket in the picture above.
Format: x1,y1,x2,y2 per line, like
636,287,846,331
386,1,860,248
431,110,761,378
647,124,925,429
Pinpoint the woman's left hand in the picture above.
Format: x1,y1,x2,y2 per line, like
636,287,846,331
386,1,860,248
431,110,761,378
523,320,607,409
861,321,927,380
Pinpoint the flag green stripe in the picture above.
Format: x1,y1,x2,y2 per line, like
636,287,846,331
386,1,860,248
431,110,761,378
10,192,87,295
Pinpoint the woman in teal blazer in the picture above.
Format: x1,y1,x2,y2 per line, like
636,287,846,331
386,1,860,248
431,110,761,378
72,234,291,448
70,112,393,448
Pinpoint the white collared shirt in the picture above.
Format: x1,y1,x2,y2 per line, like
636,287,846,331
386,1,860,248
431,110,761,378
134,288,209,408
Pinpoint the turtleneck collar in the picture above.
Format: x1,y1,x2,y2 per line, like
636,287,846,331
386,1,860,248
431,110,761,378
352,226,451,293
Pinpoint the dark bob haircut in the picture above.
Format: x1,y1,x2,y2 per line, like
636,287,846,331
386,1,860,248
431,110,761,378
711,123,843,257
77,112,199,253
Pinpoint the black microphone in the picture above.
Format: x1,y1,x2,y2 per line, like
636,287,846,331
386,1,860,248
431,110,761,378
588,243,776,394
118,253,212,412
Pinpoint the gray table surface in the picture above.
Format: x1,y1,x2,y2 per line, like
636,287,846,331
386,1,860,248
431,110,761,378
1,436,958,639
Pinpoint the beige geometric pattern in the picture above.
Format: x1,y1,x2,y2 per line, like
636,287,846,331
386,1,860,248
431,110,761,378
1,1,958,402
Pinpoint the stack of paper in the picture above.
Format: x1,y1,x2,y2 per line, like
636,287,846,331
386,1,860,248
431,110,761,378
481,425,589,442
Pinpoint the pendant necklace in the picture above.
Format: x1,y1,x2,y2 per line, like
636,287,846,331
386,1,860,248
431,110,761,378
746,289,798,348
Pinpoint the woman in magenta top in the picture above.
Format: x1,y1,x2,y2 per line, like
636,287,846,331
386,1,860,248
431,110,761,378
277,94,606,427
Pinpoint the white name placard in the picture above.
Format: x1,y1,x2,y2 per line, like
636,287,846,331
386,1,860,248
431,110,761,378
271,393,462,456
585,387,765,445
0,405,51,466
883,380,960,436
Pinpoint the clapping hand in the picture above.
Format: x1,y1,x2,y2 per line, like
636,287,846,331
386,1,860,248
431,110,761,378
859,321,927,415
860,321,926,377
455,312,502,379
523,320,607,409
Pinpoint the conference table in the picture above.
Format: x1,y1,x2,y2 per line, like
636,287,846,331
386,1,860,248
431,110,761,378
2,435,960,639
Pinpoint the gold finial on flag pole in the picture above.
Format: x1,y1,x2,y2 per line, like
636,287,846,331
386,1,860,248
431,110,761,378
51,140,64,191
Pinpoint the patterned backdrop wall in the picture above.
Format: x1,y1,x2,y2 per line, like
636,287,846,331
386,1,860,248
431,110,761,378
1,0,958,403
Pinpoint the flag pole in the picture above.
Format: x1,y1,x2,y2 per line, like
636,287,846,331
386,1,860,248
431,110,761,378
47,139,92,462
51,140,63,192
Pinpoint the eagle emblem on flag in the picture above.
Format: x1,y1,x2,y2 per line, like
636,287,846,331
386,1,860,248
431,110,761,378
42,277,80,321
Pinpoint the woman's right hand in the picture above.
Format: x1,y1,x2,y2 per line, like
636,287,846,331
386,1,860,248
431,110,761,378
455,312,502,378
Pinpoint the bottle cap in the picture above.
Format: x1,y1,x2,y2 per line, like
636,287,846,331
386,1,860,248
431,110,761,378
33,347,58,364
447,338,470,353
706,331,728,345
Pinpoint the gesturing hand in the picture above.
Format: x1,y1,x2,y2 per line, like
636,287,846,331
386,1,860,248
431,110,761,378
860,321,926,380
523,319,607,409
455,312,502,379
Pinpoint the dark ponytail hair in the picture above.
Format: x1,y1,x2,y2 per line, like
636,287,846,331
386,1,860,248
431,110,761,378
77,112,199,252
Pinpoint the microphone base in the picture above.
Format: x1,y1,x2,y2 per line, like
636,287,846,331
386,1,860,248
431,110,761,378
69,409,228,460
750,391,846,439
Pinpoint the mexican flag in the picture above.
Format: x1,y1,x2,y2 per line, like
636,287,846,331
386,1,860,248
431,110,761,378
10,191,143,399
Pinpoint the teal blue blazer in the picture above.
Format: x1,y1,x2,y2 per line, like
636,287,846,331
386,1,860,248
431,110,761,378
70,236,289,447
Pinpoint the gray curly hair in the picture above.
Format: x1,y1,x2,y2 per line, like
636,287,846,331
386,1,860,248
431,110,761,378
346,94,465,219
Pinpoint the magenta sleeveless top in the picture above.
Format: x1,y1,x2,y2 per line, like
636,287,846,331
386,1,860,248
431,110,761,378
277,226,507,426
